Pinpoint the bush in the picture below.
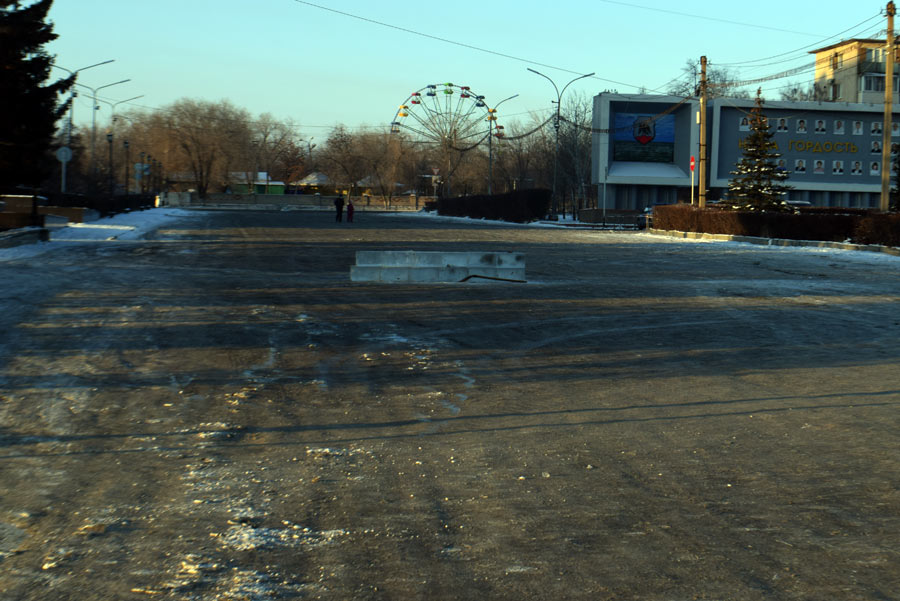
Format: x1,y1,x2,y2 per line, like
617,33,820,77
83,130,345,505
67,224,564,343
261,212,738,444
653,204,880,244
853,213,900,246
437,189,551,223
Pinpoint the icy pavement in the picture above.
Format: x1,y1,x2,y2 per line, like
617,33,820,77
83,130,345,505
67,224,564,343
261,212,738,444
2,207,898,600
3,207,897,269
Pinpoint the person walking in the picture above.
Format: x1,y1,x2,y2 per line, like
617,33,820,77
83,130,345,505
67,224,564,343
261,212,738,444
334,195,344,222
346,199,354,223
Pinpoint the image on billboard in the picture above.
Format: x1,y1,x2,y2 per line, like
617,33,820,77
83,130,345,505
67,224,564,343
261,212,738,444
613,113,675,163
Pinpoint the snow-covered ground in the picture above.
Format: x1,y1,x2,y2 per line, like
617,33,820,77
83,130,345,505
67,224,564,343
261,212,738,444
393,210,586,229
2,207,898,268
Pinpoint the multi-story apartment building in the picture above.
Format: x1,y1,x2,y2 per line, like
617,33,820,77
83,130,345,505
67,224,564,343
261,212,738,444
811,38,898,104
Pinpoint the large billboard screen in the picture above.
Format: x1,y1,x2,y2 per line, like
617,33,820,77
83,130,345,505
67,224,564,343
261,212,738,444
613,113,675,163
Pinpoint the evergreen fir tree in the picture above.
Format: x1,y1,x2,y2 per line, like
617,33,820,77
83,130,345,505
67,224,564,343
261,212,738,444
727,89,792,211
0,0,74,190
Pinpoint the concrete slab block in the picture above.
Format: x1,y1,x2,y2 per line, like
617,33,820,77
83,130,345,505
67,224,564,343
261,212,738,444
380,268,411,283
350,266,384,282
407,267,443,282
410,252,451,267
351,250,527,283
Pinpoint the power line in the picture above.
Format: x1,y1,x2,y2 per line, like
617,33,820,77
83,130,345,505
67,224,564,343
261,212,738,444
651,16,885,97
594,0,825,37
724,37,888,91
288,0,639,90
715,13,883,67
715,62,817,89
724,23,885,76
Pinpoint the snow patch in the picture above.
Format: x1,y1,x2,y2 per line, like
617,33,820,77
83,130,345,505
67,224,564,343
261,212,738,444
0,209,198,262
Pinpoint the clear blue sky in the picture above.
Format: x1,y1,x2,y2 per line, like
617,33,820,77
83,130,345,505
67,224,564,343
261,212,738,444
46,0,887,136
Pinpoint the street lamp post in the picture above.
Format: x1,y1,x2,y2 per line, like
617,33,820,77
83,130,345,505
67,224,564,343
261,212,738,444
305,138,316,170
527,68,594,219
139,152,146,194
51,60,115,193
106,132,114,197
123,140,130,197
148,158,160,196
488,94,519,196
147,155,153,195
156,159,165,197
97,95,145,129
74,78,131,180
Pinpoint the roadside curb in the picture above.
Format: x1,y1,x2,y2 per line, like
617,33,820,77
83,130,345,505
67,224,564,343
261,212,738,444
0,227,49,248
184,204,421,212
648,228,900,257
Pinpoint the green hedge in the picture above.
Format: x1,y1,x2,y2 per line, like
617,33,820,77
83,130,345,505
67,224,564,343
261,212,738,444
653,204,900,247
437,189,551,223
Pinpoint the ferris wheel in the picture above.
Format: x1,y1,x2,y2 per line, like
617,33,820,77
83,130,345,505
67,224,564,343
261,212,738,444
390,83,502,149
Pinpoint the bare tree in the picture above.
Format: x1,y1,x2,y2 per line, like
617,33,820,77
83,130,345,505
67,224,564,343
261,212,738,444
117,110,186,194
780,81,817,101
558,92,594,213
668,59,751,99
269,140,306,192
165,99,251,198
109,101,316,197
320,125,367,196
493,119,540,193
250,113,297,193
358,131,406,204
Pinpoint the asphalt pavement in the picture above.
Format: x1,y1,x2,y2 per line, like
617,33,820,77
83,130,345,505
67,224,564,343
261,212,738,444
1,209,899,600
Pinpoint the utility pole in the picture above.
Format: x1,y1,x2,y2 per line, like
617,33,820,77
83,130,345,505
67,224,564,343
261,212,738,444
698,56,708,208
881,1,896,211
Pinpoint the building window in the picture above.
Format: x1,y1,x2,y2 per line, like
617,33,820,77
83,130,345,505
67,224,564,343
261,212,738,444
866,48,885,63
830,83,842,100
832,52,844,70
861,74,899,92
863,75,884,92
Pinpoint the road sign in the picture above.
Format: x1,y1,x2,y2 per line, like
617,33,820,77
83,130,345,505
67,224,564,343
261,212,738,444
56,146,73,163
690,155,695,172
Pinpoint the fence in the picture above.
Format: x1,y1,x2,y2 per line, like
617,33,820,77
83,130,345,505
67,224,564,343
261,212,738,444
184,193,427,211
577,208,641,228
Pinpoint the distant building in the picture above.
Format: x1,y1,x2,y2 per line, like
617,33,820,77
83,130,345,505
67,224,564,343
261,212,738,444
230,172,285,195
592,93,898,210
292,171,332,194
810,39,898,104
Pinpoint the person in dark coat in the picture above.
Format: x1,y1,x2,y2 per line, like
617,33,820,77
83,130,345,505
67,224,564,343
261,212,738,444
346,199,354,223
334,195,344,222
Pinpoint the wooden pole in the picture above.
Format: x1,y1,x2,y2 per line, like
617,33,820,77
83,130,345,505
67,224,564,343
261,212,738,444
881,1,895,211
699,56,708,209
